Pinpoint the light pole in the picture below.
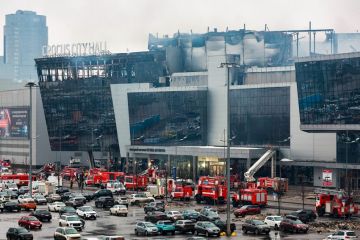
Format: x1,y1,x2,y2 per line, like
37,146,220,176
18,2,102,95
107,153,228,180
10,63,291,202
25,82,36,197
218,62,239,236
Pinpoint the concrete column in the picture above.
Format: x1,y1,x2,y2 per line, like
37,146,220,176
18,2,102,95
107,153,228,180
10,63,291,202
246,157,251,170
125,152,129,173
147,156,151,169
271,152,276,178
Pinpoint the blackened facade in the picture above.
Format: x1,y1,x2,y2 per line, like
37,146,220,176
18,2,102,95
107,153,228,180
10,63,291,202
296,55,360,128
128,90,207,146
36,52,167,152
230,87,290,146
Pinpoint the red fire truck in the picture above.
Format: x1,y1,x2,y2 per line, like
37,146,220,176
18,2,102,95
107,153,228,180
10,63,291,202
194,176,227,204
170,183,193,201
0,173,36,186
124,175,148,191
257,177,288,193
315,188,358,218
85,171,124,186
232,188,268,207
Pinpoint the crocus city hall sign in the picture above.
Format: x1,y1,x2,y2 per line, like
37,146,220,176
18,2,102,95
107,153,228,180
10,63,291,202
42,41,109,57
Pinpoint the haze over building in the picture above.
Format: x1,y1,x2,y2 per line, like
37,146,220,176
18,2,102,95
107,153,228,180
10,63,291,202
0,10,47,90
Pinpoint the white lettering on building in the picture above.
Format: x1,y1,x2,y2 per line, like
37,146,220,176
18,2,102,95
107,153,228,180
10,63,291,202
42,41,109,57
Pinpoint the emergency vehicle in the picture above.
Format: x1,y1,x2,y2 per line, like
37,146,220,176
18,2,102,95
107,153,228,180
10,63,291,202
194,176,227,204
0,173,36,186
124,175,148,190
315,188,359,218
85,171,124,186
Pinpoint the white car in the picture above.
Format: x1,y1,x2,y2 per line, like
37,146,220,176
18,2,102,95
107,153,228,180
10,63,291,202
76,206,97,220
59,215,83,231
4,183,18,192
128,193,155,205
54,227,81,240
48,201,66,212
166,211,183,221
18,194,34,203
326,230,357,239
110,205,128,217
264,215,283,230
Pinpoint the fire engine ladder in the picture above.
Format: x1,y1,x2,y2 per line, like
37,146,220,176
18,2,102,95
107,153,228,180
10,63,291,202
314,188,346,197
244,149,276,182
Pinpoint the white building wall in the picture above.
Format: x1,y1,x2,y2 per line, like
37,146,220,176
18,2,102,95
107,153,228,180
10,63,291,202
290,83,337,162
206,36,228,146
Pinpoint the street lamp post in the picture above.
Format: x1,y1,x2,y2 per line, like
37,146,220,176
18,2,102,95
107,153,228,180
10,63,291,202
25,82,36,197
278,158,294,215
218,62,239,236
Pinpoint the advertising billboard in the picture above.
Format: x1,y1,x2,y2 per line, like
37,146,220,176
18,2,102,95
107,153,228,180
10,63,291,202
0,107,29,139
322,169,333,187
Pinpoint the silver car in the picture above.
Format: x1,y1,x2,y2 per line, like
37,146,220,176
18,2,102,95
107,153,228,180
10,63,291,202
135,221,158,236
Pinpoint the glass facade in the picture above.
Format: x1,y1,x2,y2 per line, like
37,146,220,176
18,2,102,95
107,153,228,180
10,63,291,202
296,57,360,126
337,131,360,164
36,52,167,151
128,90,207,146
230,87,290,146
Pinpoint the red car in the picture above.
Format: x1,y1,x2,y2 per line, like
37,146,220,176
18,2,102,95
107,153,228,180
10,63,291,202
234,205,261,217
18,216,42,230
279,217,309,233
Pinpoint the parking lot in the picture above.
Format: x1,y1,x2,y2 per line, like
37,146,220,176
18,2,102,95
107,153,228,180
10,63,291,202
0,186,351,240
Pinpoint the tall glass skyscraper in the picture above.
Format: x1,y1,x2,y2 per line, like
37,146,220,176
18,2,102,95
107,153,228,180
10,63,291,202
3,10,48,82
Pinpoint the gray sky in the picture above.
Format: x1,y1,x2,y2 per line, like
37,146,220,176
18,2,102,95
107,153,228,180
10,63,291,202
1,0,360,54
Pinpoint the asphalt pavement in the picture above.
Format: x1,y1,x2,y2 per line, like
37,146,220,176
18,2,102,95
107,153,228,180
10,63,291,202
0,189,338,240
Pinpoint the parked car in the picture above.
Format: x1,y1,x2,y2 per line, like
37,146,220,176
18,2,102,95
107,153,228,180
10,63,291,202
18,186,30,195
326,230,357,239
82,192,93,202
174,220,195,234
194,221,221,237
18,216,42,230
114,196,129,208
18,200,37,211
279,218,309,233
59,206,77,216
166,210,184,222
135,221,159,236
76,206,97,220
6,227,33,240
234,205,261,217
4,189,18,199
18,195,34,204
182,209,200,221
156,220,176,235
288,210,317,223
187,237,206,240
145,211,168,223
29,209,52,222
110,205,128,217
54,227,81,240
129,193,155,206
46,194,62,203
2,201,21,212
55,186,70,195
0,191,11,201
92,189,113,200
48,201,66,212
97,236,125,240
242,219,270,235
59,215,84,231
198,210,220,222
61,192,73,202
65,197,86,208
213,219,236,233
144,201,165,213
264,215,283,230
33,194,47,205
95,196,115,208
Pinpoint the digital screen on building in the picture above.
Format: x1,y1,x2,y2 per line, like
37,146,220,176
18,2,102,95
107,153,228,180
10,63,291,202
128,90,207,146
0,107,29,139
230,87,290,146
296,56,360,129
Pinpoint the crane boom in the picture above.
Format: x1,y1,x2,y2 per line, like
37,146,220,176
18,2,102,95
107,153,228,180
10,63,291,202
244,149,276,182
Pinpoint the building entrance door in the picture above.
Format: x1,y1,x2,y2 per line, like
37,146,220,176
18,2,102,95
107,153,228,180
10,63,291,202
210,164,224,176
